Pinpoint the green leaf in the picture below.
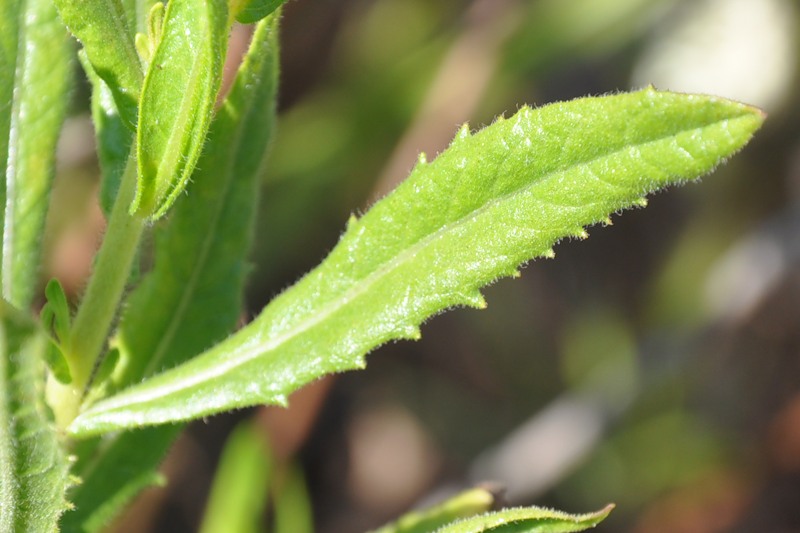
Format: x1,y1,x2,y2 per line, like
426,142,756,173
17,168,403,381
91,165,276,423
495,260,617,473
233,0,288,24
433,504,614,533
371,487,496,533
80,52,133,216
53,0,143,129
0,299,71,531
1,0,72,310
199,421,272,533
61,15,280,529
132,0,230,219
273,463,313,533
69,89,764,436
60,426,173,533
40,279,72,384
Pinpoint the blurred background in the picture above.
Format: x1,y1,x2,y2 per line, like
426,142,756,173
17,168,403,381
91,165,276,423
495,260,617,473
49,0,800,531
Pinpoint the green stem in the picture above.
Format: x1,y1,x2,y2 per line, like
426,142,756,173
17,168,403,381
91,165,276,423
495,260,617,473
56,150,146,423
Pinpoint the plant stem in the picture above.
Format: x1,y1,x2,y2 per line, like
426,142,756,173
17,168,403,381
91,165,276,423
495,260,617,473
57,150,146,423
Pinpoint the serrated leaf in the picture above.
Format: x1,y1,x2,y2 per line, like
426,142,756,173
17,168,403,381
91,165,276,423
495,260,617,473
69,89,764,436
0,299,71,531
1,0,72,310
53,0,143,129
61,15,280,529
434,504,614,533
371,487,496,533
132,0,229,219
233,0,288,24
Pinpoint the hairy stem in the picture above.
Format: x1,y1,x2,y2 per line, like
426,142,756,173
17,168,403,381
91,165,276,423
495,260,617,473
53,149,146,426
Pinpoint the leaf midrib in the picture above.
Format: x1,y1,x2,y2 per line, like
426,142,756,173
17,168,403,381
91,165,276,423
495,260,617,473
83,114,724,414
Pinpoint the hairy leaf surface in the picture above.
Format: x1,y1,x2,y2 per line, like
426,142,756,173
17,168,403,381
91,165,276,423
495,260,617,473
1,0,72,310
0,300,71,531
62,15,280,529
53,0,143,129
434,504,613,533
133,0,229,219
69,89,764,435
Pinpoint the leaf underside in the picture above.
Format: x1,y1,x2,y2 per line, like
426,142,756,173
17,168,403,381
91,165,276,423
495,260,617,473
69,88,764,436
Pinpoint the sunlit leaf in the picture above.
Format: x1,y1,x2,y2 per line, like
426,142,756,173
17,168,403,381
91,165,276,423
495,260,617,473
69,89,764,436
132,0,229,219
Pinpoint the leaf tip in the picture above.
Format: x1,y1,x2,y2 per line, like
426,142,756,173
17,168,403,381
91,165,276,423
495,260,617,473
455,123,471,141
543,248,556,259
398,324,422,341
573,228,589,240
461,291,487,309
417,152,428,165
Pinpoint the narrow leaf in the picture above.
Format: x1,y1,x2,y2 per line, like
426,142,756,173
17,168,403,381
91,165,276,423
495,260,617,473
0,300,71,531
53,0,143,129
133,0,230,219
273,462,314,533
1,0,72,310
62,15,280,529
199,421,272,533
434,504,614,533
69,89,764,435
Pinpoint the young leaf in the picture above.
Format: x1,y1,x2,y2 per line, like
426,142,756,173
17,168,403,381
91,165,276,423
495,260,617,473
68,89,764,436
40,279,72,383
132,0,230,219
61,15,280,529
53,0,143,129
1,0,72,310
433,504,614,533
0,300,71,531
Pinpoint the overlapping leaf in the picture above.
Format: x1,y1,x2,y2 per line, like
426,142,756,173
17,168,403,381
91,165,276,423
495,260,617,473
53,0,143,129
1,0,72,309
132,0,229,219
69,89,764,436
61,15,280,531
